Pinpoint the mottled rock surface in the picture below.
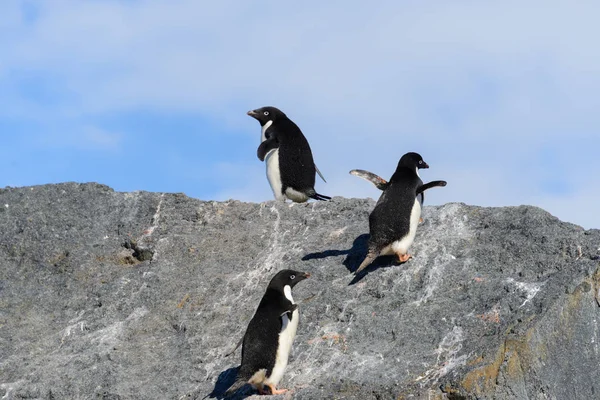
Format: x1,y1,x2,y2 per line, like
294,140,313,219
1,183,599,400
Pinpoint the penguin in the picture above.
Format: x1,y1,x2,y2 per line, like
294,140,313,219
226,269,310,396
352,152,447,274
247,106,331,202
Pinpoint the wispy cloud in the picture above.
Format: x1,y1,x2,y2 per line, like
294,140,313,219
34,127,122,152
81,126,122,151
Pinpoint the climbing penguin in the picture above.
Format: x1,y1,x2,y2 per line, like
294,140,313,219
350,169,428,222
352,152,447,274
247,106,331,202
226,269,310,396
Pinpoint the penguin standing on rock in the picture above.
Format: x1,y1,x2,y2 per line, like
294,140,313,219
247,106,331,202
351,152,447,274
226,269,310,396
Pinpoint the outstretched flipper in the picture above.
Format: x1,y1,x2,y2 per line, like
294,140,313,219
315,164,327,183
416,180,447,195
416,180,445,223
257,137,279,161
349,169,389,190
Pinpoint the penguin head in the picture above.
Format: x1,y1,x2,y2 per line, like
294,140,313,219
399,152,429,170
247,106,286,126
268,269,310,290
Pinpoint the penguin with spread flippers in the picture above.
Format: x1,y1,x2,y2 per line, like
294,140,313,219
225,269,310,397
350,169,431,217
352,152,446,274
247,106,330,202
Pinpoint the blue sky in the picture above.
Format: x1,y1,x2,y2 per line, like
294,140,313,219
1,1,599,228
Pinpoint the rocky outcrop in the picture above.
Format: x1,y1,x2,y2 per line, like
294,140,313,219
1,183,598,400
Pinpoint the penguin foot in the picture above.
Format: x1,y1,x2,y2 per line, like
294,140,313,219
257,386,268,395
265,384,288,395
398,253,412,263
419,217,424,224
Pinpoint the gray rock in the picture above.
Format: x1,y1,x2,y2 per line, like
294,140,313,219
1,183,598,400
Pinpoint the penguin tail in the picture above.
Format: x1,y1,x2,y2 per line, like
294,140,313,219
355,251,377,275
354,243,380,275
309,192,331,201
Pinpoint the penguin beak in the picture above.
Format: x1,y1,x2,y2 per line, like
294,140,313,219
420,162,429,169
247,110,258,119
302,272,311,279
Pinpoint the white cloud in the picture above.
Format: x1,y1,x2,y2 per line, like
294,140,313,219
35,127,122,152
81,126,122,151
2,1,599,120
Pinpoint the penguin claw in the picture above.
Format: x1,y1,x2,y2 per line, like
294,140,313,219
398,254,412,263
263,384,288,395
258,384,289,396
419,217,424,223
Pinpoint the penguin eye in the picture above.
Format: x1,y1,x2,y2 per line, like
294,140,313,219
264,111,269,116
418,160,423,164
290,274,296,280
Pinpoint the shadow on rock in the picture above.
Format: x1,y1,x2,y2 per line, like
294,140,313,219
204,367,253,400
301,233,368,271
347,255,397,285
302,234,398,284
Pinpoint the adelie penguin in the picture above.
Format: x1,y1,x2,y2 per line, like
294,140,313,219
351,152,447,274
225,269,310,396
247,106,331,202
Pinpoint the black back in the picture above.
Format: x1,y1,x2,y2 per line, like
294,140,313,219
252,106,317,193
367,153,425,250
269,118,316,193
237,269,309,380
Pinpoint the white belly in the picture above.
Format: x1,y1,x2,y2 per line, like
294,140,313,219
266,309,299,387
261,120,273,142
285,187,309,203
265,149,284,200
390,198,422,255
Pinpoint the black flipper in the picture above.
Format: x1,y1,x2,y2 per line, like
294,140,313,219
349,169,389,190
224,336,244,357
257,137,279,161
281,303,299,321
416,180,447,195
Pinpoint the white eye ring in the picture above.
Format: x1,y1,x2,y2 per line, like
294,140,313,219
418,160,422,164
264,111,269,116
290,274,296,279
